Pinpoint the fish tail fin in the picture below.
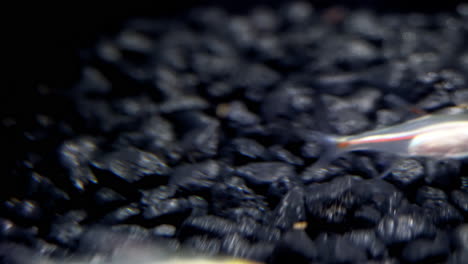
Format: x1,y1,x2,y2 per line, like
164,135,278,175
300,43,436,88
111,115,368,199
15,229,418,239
306,131,344,171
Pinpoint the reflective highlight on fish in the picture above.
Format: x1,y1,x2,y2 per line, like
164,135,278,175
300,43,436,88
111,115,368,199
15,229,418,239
0,228,262,264
311,112,468,168
0,244,261,264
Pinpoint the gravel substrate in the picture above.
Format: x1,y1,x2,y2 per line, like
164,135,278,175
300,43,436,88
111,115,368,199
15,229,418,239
2,2,468,264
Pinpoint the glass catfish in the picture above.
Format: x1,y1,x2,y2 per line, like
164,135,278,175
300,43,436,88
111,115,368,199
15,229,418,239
310,110,468,169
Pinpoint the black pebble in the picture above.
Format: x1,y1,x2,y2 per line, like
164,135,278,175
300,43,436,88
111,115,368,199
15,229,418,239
402,231,450,263
232,137,267,160
0,218,38,245
93,187,126,206
300,164,346,183
47,211,86,248
326,109,370,135
377,214,436,244
452,224,468,250
140,187,190,221
184,235,222,255
272,187,306,230
315,234,368,264
3,199,43,224
417,90,452,111
261,85,314,122
385,159,425,186
59,137,99,190
236,161,296,186
268,145,304,166
169,160,221,193
424,159,461,188
210,176,268,219
159,96,209,114
451,190,468,213
350,179,403,215
353,205,382,227
221,233,274,262
92,147,169,183
182,215,237,237
141,198,190,220
271,229,317,264
416,186,463,225
237,64,280,102
120,115,176,156
345,229,386,259
153,224,176,237
218,101,260,127
74,67,112,95
305,176,362,226
101,203,140,224
180,117,220,160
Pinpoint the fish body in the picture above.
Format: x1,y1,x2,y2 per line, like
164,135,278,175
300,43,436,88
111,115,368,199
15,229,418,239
312,112,468,168
0,243,260,264
0,228,262,264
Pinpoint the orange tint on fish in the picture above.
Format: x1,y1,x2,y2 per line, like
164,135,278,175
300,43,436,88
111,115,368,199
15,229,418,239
344,134,416,147
337,141,350,148
312,111,468,171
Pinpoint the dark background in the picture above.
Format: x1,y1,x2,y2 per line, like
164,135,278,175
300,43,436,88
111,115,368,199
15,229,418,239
6,0,464,90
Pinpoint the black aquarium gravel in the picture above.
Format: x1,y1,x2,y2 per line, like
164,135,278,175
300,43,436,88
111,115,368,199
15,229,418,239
2,1,468,263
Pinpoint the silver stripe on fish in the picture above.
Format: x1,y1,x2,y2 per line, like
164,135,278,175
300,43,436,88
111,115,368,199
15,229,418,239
310,112,468,170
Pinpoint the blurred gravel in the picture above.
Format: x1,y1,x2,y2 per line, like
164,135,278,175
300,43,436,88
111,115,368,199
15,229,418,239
2,1,468,264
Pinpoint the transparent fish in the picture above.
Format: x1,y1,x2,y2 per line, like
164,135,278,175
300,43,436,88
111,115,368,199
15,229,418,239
0,228,261,264
310,111,468,170
0,248,259,264
30,256,260,264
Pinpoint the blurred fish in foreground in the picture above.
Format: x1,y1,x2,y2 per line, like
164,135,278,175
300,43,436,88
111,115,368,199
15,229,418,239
0,227,261,264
